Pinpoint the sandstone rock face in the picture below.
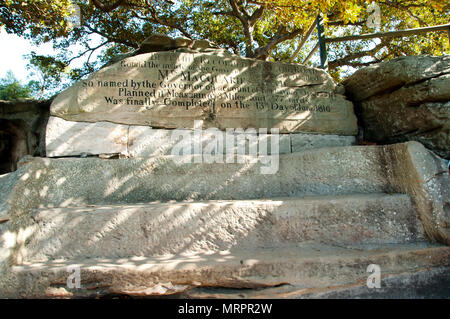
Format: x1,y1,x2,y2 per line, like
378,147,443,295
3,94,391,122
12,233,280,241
23,194,423,262
290,133,355,152
46,117,128,157
46,116,356,157
48,38,357,159
50,50,357,135
0,99,50,173
0,141,448,298
3,50,450,299
5,244,449,298
343,55,450,159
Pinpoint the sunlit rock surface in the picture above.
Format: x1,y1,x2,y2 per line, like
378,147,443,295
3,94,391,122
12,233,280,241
50,50,357,135
344,55,450,159
0,142,448,298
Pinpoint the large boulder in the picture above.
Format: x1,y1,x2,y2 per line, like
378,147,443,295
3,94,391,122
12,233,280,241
49,35,357,158
343,55,450,159
50,48,357,135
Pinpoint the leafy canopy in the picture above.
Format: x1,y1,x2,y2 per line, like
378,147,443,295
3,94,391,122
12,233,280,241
0,71,35,100
0,0,448,91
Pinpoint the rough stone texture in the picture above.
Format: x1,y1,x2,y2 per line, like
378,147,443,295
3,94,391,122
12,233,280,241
0,99,50,173
51,50,357,135
128,126,275,157
0,222,8,273
1,243,448,298
46,116,354,157
299,267,450,299
0,142,447,245
291,133,356,152
46,116,128,157
23,194,422,262
184,266,450,299
0,147,406,217
343,55,450,159
0,142,448,298
260,132,291,155
387,141,450,245
0,172,20,220
343,55,450,102
127,125,175,157
0,143,446,218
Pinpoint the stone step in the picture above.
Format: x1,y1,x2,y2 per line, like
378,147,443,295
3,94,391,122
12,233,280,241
3,242,448,298
3,141,448,246
46,116,356,158
182,267,450,299
22,193,424,262
8,145,402,209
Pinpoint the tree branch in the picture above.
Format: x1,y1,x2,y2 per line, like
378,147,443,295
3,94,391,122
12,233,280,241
247,1,301,8
91,0,126,12
328,20,366,27
228,0,248,26
328,41,387,69
142,7,192,39
254,27,303,60
212,11,235,16
86,25,138,48
67,40,110,64
228,0,256,57
249,4,266,26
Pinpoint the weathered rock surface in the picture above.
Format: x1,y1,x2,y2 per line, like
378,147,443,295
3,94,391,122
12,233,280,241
0,99,50,173
0,146,416,213
344,55,450,102
299,267,450,299
2,142,448,242
2,243,449,298
3,52,450,299
102,35,222,69
46,116,355,157
0,142,448,298
23,194,423,262
46,116,128,157
51,50,357,135
391,141,450,245
290,133,355,152
183,266,450,299
343,55,450,159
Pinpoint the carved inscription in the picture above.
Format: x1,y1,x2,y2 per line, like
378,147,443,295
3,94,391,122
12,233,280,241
51,51,357,134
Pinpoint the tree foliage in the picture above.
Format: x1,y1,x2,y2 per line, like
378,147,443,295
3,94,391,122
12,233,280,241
25,51,71,99
0,71,35,100
0,0,448,89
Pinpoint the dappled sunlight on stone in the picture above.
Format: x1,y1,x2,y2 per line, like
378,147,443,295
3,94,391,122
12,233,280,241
49,49,356,135
344,55,450,159
0,46,449,298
